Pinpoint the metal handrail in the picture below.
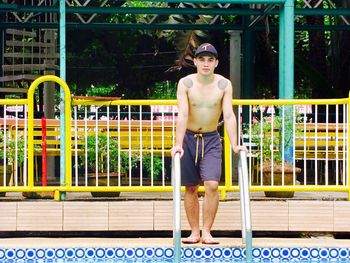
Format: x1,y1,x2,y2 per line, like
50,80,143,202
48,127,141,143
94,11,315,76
172,152,181,262
238,150,253,262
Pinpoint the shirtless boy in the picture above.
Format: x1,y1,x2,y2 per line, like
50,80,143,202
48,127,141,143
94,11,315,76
171,43,244,245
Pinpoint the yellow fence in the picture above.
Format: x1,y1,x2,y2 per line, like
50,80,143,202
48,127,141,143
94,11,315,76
0,76,349,200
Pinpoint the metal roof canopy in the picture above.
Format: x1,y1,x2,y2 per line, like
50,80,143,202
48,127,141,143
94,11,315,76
2,5,350,16
1,0,295,99
1,3,350,30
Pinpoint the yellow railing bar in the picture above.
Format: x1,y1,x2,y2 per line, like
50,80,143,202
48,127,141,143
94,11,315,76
27,75,72,191
348,91,350,200
72,99,177,106
0,99,28,105
233,98,349,105
1,82,349,198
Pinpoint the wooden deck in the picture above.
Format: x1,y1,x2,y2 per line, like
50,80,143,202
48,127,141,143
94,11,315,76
0,194,349,232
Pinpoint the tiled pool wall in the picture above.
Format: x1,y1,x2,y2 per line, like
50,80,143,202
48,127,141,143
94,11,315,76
0,247,349,261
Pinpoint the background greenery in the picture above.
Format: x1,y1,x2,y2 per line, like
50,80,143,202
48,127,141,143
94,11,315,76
63,0,350,100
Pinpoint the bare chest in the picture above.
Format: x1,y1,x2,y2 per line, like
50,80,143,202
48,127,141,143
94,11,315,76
188,86,224,108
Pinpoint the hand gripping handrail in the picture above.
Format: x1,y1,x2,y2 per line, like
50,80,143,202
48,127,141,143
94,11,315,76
172,152,181,262
238,150,253,262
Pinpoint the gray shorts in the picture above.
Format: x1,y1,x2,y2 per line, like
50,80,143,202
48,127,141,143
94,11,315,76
181,130,222,186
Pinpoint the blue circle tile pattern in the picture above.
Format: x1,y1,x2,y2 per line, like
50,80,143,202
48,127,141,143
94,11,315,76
145,248,154,258
0,247,349,260
213,247,222,258
339,248,348,258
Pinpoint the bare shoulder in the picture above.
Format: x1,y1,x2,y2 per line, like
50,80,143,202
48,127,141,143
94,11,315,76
216,75,232,90
180,74,195,89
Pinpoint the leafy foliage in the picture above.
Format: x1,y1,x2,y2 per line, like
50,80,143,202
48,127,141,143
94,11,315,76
142,153,163,181
158,2,214,72
165,30,203,72
148,81,177,99
80,135,138,174
0,131,25,166
247,106,302,164
63,0,350,100
86,84,118,97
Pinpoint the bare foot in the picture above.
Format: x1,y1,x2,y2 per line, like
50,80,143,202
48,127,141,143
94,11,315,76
182,235,201,244
202,237,220,245
201,233,220,245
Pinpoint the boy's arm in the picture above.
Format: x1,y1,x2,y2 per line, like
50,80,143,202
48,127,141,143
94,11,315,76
171,78,189,157
222,80,241,153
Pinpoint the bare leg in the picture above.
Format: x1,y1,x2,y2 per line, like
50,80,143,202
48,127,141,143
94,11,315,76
202,180,219,241
184,185,200,242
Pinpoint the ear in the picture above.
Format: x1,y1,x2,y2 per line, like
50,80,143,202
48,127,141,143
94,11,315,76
215,59,219,68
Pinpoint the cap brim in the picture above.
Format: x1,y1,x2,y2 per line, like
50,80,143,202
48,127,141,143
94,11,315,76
195,51,218,58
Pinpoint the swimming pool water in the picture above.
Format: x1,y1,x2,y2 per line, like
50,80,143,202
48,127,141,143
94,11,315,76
2,259,350,263
1,247,350,262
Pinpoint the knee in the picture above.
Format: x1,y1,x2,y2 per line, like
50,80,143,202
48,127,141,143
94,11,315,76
204,181,219,194
186,185,198,195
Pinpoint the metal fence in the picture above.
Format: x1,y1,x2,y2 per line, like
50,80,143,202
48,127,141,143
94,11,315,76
0,76,349,200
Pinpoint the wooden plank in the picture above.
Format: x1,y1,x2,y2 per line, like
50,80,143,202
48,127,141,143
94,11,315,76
6,29,36,37
0,74,38,82
154,201,192,231
64,202,108,231
0,87,28,93
289,201,334,231
6,40,55,48
252,201,289,231
334,202,350,231
3,52,59,59
17,202,63,231
2,63,59,71
73,96,121,101
109,202,154,230
212,202,241,230
2,200,350,232
0,203,16,231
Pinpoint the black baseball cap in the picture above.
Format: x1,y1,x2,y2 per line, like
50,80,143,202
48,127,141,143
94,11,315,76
194,43,218,58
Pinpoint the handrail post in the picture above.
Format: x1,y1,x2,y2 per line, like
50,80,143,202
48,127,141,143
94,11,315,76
238,155,246,244
172,152,181,262
239,150,253,262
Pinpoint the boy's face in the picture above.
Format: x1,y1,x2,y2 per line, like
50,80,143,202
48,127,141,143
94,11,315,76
194,54,218,75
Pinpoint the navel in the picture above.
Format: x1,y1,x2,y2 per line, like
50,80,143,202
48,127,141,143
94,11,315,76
183,77,193,88
218,79,228,90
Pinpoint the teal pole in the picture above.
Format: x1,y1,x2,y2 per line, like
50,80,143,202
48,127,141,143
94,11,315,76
282,0,295,164
278,5,285,99
284,0,294,99
59,0,66,200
